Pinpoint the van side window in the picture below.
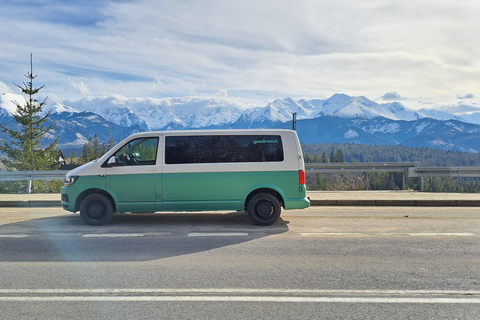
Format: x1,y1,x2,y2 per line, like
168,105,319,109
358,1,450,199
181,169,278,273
114,137,159,166
165,135,284,164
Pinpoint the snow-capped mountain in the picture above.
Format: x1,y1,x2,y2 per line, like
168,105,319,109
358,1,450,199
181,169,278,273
0,105,9,119
64,95,251,130
312,94,397,119
460,112,480,124
0,92,22,115
43,103,79,115
231,98,314,128
2,92,480,152
281,116,480,153
58,93,440,130
382,102,423,120
98,107,149,130
417,108,464,122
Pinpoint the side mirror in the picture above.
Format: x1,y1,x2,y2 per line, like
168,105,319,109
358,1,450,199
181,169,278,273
107,156,116,166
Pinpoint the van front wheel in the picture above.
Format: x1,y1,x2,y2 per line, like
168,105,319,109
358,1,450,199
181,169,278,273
247,193,281,226
80,194,114,226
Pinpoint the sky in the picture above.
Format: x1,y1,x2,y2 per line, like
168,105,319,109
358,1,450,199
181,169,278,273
1,0,480,111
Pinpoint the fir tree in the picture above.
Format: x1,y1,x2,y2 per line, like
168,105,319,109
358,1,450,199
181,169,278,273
334,149,344,162
79,134,109,164
321,152,329,163
0,54,59,172
330,146,335,162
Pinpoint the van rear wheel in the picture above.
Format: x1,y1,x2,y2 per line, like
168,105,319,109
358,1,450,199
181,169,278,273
80,193,114,226
247,193,281,226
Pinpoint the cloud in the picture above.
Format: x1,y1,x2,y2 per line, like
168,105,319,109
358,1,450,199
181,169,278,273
68,80,90,95
0,81,12,95
381,92,407,101
216,89,228,97
456,93,475,100
432,101,480,114
1,0,480,107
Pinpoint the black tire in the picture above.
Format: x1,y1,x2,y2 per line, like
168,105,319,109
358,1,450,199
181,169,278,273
246,193,281,226
80,193,114,226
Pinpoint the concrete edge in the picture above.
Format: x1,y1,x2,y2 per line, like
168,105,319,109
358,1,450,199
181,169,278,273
309,200,480,207
0,201,61,207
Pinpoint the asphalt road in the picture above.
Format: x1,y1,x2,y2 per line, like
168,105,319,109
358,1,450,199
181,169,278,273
0,206,479,319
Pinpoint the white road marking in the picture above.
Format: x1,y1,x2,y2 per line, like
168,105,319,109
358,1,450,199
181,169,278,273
0,235,28,238
82,233,145,238
1,288,478,295
1,232,475,238
408,233,475,237
0,296,479,303
300,232,476,237
301,233,365,237
0,289,478,303
187,233,248,237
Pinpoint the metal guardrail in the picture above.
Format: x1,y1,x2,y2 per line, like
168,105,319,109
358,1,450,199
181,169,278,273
408,167,480,178
306,162,419,190
305,162,419,173
0,171,69,182
306,162,480,191
306,163,480,178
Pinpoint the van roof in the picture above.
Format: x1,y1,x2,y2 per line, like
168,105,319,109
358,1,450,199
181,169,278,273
127,129,295,138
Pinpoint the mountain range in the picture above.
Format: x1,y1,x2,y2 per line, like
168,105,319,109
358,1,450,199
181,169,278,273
1,92,480,153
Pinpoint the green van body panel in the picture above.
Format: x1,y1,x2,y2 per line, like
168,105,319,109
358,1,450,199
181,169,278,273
62,170,309,213
162,170,305,211
106,173,162,213
61,175,106,212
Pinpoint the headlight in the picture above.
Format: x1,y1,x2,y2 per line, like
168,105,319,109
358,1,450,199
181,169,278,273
63,175,79,187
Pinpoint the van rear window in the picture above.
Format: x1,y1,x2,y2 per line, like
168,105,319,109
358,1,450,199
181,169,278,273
165,135,284,164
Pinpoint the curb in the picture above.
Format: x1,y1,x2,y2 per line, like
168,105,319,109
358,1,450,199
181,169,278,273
0,201,61,207
310,200,480,207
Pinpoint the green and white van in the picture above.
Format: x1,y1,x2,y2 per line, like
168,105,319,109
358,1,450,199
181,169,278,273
61,129,310,226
